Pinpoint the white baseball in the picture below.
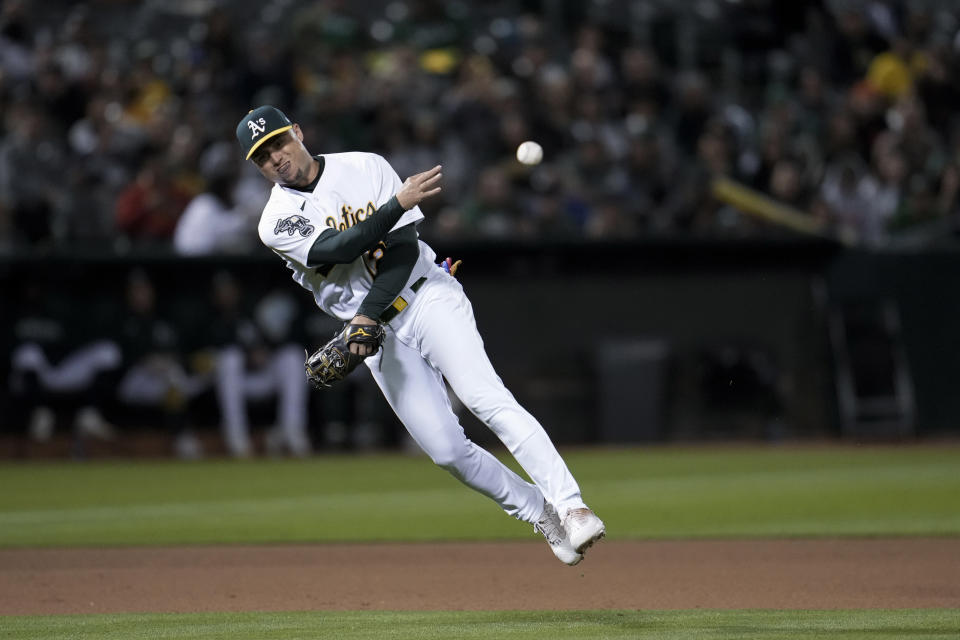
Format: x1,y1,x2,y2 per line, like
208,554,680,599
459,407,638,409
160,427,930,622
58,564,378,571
516,140,543,165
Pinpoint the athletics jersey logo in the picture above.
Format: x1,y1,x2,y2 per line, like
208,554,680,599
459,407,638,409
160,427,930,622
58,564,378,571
247,117,267,138
326,201,377,231
274,214,315,237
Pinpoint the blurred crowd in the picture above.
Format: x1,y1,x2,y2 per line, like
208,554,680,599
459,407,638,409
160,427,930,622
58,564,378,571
1,0,960,254
5,266,395,457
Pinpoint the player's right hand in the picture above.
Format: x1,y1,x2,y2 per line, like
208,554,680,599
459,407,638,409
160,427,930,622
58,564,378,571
396,165,442,210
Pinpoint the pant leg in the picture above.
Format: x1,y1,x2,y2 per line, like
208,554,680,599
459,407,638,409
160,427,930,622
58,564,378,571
410,276,587,518
272,344,311,456
28,341,122,392
13,342,122,434
215,346,252,457
238,346,310,455
366,335,544,522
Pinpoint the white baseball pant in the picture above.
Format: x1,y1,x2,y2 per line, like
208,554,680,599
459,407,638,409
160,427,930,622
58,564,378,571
365,272,587,523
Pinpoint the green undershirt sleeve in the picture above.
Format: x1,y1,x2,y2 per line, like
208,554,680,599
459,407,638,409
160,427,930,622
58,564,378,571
306,196,406,267
356,223,420,321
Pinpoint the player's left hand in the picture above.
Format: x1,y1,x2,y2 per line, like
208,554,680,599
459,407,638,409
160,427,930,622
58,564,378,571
347,314,380,355
305,320,386,389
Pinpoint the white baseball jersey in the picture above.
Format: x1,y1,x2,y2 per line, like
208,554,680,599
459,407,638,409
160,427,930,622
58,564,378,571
257,152,436,321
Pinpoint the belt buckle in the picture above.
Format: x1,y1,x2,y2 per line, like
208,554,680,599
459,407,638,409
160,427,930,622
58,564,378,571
380,276,427,323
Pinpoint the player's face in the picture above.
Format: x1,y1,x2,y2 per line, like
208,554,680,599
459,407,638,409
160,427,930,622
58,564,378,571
250,124,317,187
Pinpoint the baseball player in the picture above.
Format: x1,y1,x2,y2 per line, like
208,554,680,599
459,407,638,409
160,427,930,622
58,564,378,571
235,105,604,565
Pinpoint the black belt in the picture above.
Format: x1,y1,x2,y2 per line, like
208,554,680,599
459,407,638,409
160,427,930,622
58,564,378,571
379,276,427,323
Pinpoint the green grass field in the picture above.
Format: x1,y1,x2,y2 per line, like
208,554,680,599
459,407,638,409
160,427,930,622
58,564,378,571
1,445,958,639
1,446,959,546
3,609,959,640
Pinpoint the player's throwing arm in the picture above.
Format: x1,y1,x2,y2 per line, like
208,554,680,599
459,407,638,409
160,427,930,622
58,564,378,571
346,165,443,354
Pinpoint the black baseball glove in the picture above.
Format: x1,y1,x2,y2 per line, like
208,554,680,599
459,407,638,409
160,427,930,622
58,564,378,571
305,322,386,389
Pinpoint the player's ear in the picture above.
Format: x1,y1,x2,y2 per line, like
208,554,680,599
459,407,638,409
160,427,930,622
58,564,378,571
292,123,304,142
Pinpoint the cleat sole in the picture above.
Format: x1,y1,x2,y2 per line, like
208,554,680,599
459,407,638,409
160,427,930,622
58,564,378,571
574,529,605,555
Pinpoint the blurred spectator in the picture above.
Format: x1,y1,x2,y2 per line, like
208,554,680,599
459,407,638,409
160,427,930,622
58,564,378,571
820,156,888,245
915,46,960,137
889,94,943,179
0,103,67,248
620,46,669,118
656,120,736,234
529,64,575,159
867,132,907,224
8,279,121,445
173,142,263,255
889,166,959,239
115,269,209,458
865,37,927,101
115,155,194,247
585,191,635,239
0,1,33,82
794,65,834,142
616,129,674,230
527,174,582,239
207,272,311,458
768,156,814,210
671,72,713,158
825,5,889,86
0,1,958,250
459,166,525,237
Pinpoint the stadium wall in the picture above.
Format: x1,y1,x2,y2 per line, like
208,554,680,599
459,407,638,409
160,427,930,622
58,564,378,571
2,239,957,443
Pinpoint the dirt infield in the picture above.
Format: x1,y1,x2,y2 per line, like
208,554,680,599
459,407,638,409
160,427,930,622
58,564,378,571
1,539,958,615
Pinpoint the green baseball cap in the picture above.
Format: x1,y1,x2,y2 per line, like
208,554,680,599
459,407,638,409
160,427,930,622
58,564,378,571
236,105,293,160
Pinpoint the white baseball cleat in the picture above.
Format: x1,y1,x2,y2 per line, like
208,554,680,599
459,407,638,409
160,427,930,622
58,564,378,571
534,501,583,566
564,507,605,554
